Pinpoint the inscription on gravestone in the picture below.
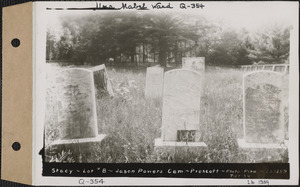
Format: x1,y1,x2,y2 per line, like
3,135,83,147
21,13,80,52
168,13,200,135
243,71,286,144
177,130,196,142
161,69,202,142
145,66,164,98
56,69,98,140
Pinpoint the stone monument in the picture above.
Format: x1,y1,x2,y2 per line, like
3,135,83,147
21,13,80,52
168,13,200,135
48,68,106,162
238,70,288,149
155,69,206,147
145,66,164,98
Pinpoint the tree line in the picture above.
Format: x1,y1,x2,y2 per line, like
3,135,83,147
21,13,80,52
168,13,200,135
46,12,291,67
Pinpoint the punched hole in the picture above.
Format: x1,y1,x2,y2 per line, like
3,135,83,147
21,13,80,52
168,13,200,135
12,142,21,151
11,38,20,47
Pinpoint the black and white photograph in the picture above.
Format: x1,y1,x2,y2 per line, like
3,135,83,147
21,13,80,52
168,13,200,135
31,1,298,185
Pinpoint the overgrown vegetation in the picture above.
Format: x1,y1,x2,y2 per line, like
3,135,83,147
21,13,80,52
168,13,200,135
46,12,291,66
44,65,288,163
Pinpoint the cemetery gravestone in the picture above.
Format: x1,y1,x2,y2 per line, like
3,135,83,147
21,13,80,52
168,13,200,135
90,64,114,98
155,69,206,147
145,66,164,98
56,69,98,139
48,68,106,162
239,71,288,148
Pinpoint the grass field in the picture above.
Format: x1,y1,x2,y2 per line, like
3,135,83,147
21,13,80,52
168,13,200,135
44,65,288,163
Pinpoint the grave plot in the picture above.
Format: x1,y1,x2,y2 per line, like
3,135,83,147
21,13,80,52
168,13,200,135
90,64,114,98
238,70,288,149
144,66,164,98
46,68,106,162
155,69,207,149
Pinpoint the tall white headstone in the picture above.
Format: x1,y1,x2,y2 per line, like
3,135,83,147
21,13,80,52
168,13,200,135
145,66,164,98
155,69,206,147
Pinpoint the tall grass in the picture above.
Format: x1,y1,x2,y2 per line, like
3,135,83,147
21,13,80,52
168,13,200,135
44,65,288,163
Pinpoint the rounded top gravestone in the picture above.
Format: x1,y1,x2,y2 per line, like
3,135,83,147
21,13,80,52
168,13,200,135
161,69,202,142
55,68,98,140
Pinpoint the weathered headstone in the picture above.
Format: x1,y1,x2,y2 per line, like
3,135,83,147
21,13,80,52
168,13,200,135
155,69,206,147
48,68,106,162
145,66,164,98
238,71,288,148
56,69,98,139
90,64,114,98
182,57,205,73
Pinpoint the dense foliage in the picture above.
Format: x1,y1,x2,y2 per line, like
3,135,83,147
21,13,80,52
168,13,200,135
46,12,290,66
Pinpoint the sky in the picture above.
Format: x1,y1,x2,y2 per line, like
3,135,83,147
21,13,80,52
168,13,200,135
180,2,297,31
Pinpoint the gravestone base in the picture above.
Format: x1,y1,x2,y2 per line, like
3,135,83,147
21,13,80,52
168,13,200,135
154,138,207,157
154,138,207,148
237,139,288,163
47,134,107,162
51,134,106,146
237,139,288,149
